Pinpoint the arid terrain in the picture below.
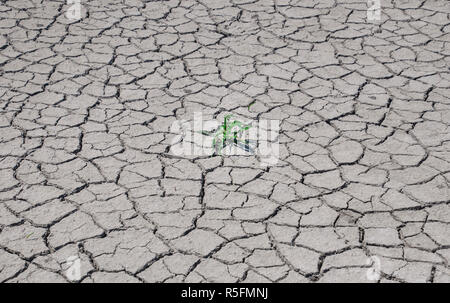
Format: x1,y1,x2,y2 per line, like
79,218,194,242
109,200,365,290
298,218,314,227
0,0,449,282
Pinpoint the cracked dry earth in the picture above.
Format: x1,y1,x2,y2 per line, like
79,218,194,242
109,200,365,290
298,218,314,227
0,0,449,284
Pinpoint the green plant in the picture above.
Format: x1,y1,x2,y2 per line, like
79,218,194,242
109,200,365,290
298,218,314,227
199,115,254,155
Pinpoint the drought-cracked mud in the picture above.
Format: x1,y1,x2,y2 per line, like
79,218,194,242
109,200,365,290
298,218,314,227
0,0,449,283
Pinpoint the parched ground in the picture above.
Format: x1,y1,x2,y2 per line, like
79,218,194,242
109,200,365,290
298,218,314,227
0,0,449,283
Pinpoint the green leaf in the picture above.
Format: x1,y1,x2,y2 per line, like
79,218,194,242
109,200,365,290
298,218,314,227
229,121,242,128
241,124,252,131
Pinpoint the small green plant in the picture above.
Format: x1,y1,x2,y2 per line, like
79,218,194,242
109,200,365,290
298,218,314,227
199,115,254,155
